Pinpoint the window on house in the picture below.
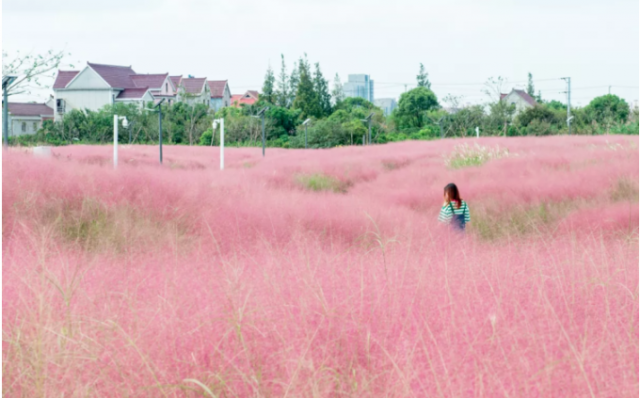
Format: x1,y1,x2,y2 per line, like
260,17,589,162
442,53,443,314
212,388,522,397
165,83,168,92
21,122,26,132
33,122,38,132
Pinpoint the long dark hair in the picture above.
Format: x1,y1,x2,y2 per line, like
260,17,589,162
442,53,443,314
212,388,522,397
444,183,462,209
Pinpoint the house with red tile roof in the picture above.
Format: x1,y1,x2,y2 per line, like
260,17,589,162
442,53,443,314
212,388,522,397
230,90,259,108
7,101,54,136
207,80,231,111
500,89,537,115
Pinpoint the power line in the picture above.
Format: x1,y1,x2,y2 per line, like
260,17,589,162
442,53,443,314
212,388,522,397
376,77,564,87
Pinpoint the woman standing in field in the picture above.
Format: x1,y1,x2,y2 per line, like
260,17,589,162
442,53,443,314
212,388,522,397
438,183,470,231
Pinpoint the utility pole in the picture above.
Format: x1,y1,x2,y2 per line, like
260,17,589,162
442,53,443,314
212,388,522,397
143,98,165,164
2,76,17,149
562,77,572,135
255,107,269,157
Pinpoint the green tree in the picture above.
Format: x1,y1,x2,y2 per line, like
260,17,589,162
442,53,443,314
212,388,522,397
443,105,486,137
585,94,630,126
393,87,439,129
262,64,276,105
516,104,561,129
417,63,431,89
546,100,565,111
313,62,332,117
267,106,302,137
277,54,289,108
526,73,535,97
486,101,516,136
332,73,344,107
292,57,321,119
289,62,300,106
290,118,352,148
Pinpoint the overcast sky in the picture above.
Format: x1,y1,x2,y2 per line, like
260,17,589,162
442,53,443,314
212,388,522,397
3,0,639,107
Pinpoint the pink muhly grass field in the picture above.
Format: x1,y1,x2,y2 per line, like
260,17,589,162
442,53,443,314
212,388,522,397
2,136,638,397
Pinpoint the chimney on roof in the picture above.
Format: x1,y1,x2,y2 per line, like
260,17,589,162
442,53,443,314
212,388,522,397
188,75,194,79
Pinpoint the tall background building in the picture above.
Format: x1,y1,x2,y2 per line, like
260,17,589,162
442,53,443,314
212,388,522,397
374,98,397,116
343,74,374,102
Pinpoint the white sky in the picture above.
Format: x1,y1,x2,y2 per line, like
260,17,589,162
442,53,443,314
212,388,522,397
3,0,639,107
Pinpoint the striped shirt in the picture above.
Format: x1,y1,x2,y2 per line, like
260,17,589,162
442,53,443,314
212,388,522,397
438,200,471,224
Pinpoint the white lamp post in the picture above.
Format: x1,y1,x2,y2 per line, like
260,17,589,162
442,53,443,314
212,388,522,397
302,118,311,149
113,115,128,169
213,118,224,170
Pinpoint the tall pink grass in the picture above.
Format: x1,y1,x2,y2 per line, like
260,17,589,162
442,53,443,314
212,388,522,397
3,136,638,397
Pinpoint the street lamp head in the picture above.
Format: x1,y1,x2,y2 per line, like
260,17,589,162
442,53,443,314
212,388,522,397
212,121,218,130
121,117,129,128
302,118,311,126
2,75,18,89
155,98,166,108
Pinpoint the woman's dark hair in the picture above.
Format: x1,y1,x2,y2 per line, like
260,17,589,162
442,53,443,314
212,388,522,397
444,183,462,209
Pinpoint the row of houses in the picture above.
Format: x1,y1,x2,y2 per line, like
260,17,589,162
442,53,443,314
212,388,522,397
6,61,260,136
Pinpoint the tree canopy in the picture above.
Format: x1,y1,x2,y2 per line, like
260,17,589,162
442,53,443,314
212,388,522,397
393,87,439,129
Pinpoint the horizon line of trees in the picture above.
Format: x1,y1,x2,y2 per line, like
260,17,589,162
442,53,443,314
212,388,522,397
7,51,639,148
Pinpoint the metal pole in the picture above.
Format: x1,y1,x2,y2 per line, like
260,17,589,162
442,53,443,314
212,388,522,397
305,124,308,149
220,119,224,170
368,117,372,145
3,88,8,149
362,135,365,145
159,106,163,164
113,115,118,169
476,126,479,138
567,78,572,135
261,113,265,157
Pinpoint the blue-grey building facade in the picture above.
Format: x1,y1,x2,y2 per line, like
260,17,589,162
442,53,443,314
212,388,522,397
343,74,374,102
374,98,397,116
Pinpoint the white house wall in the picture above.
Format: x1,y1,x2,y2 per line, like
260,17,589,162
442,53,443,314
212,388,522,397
115,91,154,107
183,91,210,106
9,116,42,137
54,89,115,121
65,67,111,90
503,92,533,115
